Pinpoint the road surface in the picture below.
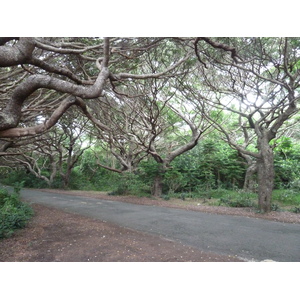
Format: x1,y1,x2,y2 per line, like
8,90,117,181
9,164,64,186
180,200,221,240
19,188,300,262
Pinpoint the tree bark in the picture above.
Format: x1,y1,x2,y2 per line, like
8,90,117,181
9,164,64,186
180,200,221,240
62,170,71,189
257,135,274,213
152,174,163,197
243,162,257,192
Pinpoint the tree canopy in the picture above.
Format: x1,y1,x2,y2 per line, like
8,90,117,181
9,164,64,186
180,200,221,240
1,37,300,212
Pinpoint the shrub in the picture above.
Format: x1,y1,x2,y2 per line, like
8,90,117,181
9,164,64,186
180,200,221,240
227,198,254,208
271,203,281,211
272,189,300,206
0,188,10,206
161,194,170,201
291,206,300,213
0,185,33,239
218,197,230,206
107,173,150,197
217,190,255,208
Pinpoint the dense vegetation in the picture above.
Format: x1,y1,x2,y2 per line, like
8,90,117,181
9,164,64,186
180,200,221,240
1,135,300,213
0,183,33,238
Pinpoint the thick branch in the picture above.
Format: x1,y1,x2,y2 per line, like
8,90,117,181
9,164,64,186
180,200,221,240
29,56,93,85
35,38,103,54
0,152,21,157
110,53,191,80
95,161,123,173
267,95,299,141
0,37,35,67
0,66,109,130
197,37,241,63
0,96,77,138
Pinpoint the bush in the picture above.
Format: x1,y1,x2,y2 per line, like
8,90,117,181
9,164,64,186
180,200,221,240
227,198,254,208
108,173,150,197
163,169,188,194
291,206,300,213
161,194,170,201
271,203,281,211
0,185,33,239
0,188,10,207
216,189,256,208
272,189,300,206
1,169,49,188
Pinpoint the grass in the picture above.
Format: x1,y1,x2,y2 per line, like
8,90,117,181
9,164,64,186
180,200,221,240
166,188,300,212
272,190,300,206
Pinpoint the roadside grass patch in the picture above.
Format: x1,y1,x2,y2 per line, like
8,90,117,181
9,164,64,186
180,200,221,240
272,189,300,206
169,188,300,212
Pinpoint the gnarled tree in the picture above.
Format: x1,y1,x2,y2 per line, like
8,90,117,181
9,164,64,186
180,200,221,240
193,37,300,212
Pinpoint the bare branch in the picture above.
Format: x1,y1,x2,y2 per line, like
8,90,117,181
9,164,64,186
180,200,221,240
197,37,242,63
0,96,76,137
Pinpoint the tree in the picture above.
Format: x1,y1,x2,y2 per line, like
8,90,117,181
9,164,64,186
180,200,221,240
2,37,300,212
193,37,300,212
0,37,191,142
0,37,194,187
89,72,212,196
72,38,211,196
0,108,91,188
0,38,109,139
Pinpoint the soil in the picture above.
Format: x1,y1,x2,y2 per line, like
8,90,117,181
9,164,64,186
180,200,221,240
1,189,299,262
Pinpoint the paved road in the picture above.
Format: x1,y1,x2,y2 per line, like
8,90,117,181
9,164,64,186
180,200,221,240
19,188,300,262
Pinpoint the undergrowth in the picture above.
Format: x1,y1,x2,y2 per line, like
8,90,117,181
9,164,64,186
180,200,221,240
0,183,34,239
167,188,300,212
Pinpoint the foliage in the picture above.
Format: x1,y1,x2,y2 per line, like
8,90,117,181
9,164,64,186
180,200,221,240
215,189,256,208
170,138,246,192
1,169,48,188
0,184,33,239
273,138,300,189
138,159,162,186
108,172,150,197
220,198,255,208
163,169,188,193
272,189,300,206
291,206,300,213
161,194,170,201
271,203,281,212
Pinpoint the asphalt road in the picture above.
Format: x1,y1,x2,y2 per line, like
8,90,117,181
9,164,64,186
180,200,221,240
19,188,300,262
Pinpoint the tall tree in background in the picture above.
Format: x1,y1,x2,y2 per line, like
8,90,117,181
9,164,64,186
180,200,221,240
88,72,212,196
193,37,300,212
79,38,210,196
1,108,91,188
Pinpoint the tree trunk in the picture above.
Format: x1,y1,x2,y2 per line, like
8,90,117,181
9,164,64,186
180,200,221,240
62,168,72,189
152,174,163,197
257,137,274,213
243,162,257,192
62,175,69,189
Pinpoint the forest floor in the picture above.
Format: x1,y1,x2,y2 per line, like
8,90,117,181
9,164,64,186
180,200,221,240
1,189,299,262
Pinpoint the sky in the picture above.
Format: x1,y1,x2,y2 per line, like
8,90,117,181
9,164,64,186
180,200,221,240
2,1,298,37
